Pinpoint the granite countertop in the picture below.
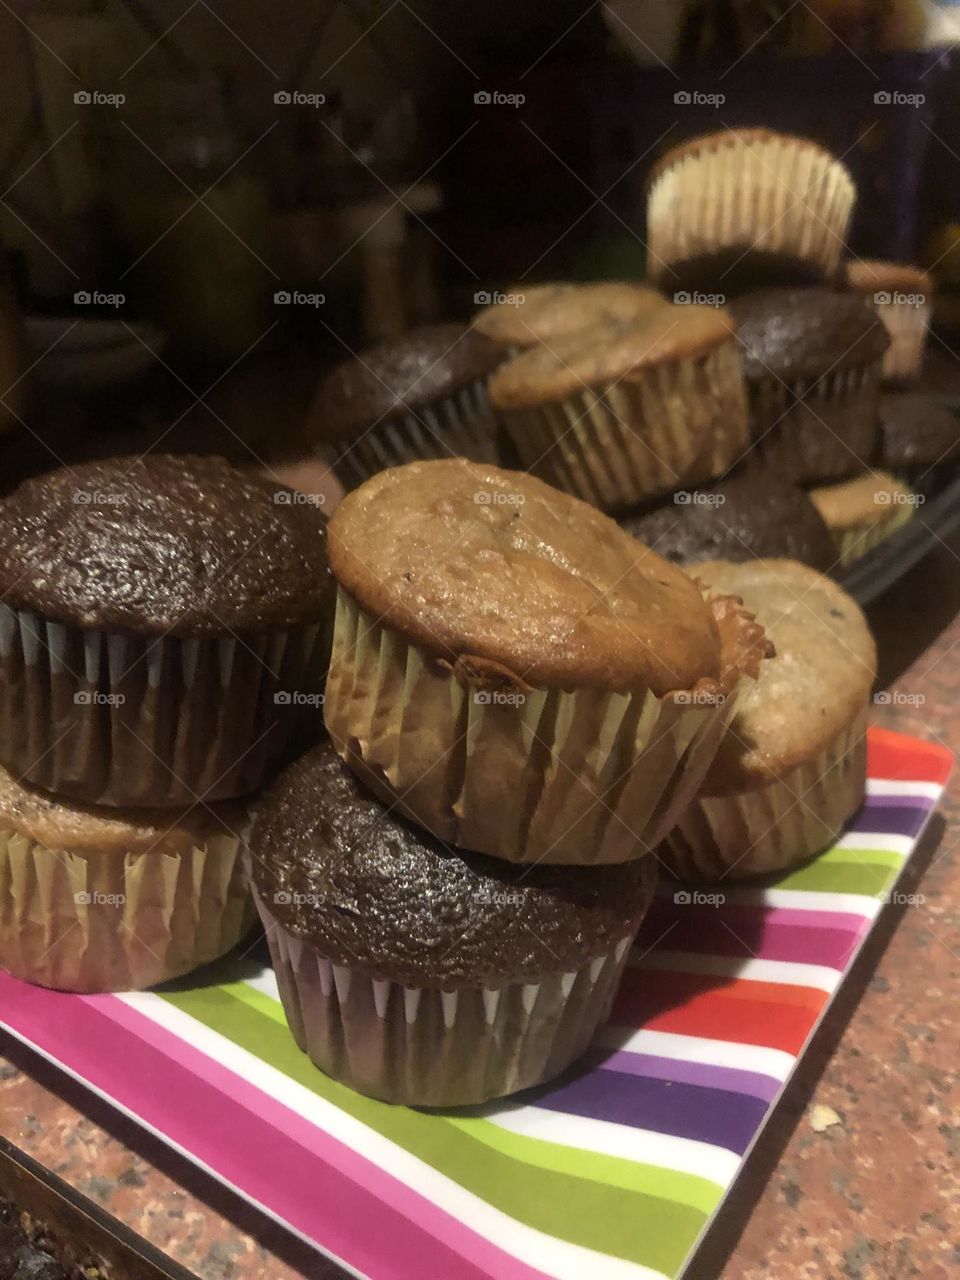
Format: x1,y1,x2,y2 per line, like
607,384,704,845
1,531,958,1280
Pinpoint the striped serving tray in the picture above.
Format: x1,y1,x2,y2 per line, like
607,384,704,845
0,727,951,1280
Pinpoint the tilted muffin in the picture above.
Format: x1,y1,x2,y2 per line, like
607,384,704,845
488,305,749,511
646,128,855,294
876,392,960,473
325,459,771,865
472,281,668,354
810,469,917,566
310,324,503,489
730,287,889,483
0,455,334,806
0,764,253,991
846,260,932,384
662,559,876,882
619,469,838,573
249,742,658,1105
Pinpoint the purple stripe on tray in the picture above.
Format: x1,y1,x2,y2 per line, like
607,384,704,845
865,793,936,811
847,802,934,837
535,1068,767,1156
585,1049,782,1103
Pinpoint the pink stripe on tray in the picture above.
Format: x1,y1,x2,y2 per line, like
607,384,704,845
0,978,548,1280
638,904,870,970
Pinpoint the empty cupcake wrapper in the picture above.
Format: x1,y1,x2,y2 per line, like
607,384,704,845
331,378,499,490
255,891,638,1106
743,360,882,484
0,604,331,807
661,711,868,883
496,340,748,511
0,826,255,992
647,135,854,285
873,299,931,384
324,588,743,865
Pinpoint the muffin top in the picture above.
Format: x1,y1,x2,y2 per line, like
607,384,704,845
729,287,889,381
472,281,667,349
648,127,844,185
250,742,657,988
329,459,770,695
692,559,876,791
620,471,837,574
312,324,502,441
488,306,735,408
0,762,246,855
877,392,960,469
847,259,932,297
810,470,913,532
0,455,333,636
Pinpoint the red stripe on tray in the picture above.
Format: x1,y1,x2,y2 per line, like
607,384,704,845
611,969,826,1055
868,727,953,786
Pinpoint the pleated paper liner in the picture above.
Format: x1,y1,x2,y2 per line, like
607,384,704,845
743,360,882,483
0,603,331,807
331,378,499,491
829,499,917,568
324,588,768,865
255,888,649,1107
647,133,854,287
661,712,868,884
874,298,931,384
496,340,748,512
0,827,254,992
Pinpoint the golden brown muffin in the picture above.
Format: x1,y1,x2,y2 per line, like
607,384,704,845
472,281,668,351
647,128,855,294
325,459,770,864
0,768,254,992
662,559,876,882
487,307,748,510
810,469,917,566
846,259,932,384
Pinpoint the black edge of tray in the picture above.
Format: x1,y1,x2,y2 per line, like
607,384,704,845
0,1132,198,1280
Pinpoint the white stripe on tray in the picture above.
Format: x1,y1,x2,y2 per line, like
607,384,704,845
595,1027,795,1084
632,952,842,994
117,992,670,1280
866,779,942,800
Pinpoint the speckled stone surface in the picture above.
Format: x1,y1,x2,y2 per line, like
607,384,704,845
0,538,958,1280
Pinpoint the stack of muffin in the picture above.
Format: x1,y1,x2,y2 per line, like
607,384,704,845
0,455,333,993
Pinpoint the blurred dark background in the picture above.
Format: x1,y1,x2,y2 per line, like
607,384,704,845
2,0,960,482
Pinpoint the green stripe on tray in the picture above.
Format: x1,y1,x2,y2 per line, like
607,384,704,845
160,985,712,1276
773,850,903,895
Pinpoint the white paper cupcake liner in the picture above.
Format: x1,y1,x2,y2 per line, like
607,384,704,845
0,826,254,992
0,604,331,807
829,500,916,567
324,589,750,865
744,360,882,483
873,299,931,384
661,712,868,883
496,340,748,511
333,377,499,490
255,891,638,1106
647,135,854,286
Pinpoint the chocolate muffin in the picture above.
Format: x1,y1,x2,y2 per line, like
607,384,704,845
876,392,960,472
488,305,749,510
662,559,876,882
729,287,889,483
472,281,668,353
646,129,855,295
620,470,838,572
0,454,334,806
310,324,503,489
0,762,253,991
250,741,657,1105
325,459,771,865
